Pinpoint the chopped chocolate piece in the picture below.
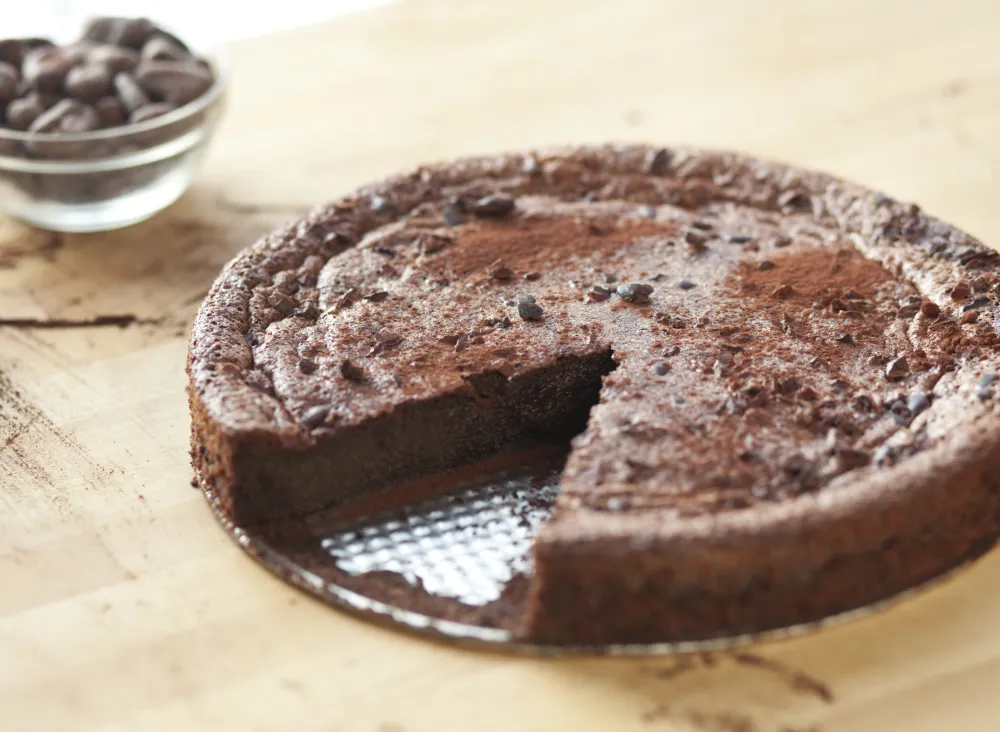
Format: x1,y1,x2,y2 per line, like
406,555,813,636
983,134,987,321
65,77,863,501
585,286,610,303
885,356,910,381
517,294,544,321
907,393,931,416
470,194,516,218
683,229,708,251
339,358,366,381
757,260,775,271
441,201,465,226
297,357,317,375
617,283,654,304
963,297,991,312
677,279,696,290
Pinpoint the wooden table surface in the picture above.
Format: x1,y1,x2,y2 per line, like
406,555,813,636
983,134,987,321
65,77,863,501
3,1,1000,730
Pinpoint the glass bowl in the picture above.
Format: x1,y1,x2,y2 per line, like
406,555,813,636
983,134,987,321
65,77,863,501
0,53,228,232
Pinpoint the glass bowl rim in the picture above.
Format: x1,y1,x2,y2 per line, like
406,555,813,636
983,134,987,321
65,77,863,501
0,49,230,144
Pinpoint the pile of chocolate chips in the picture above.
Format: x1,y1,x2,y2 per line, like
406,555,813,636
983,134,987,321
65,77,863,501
0,17,214,135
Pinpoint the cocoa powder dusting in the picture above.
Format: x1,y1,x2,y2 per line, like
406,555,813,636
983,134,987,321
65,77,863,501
442,217,672,276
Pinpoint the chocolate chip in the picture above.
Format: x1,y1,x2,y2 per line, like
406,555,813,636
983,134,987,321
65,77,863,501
22,47,73,94
585,286,610,303
652,362,671,376
853,394,875,412
28,98,100,134
885,356,910,381
617,283,654,304
94,95,126,126
690,219,714,231
267,291,296,316
82,17,157,48
920,300,940,317
963,297,991,312
725,234,753,244
297,357,317,374
362,291,389,303
141,34,188,63
0,62,17,104
645,147,670,175
487,259,514,280
499,315,512,328
296,304,319,320
757,260,775,271
677,279,696,290
302,405,332,428
0,39,29,68
517,294,544,321
65,64,112,102
772,284,794,299
441,202,465,226
683,229,708,251
775,377,802,394
470,194,516,218
777,190,810,211
798,386,818,401
889,400,912,425
907,393,931,416
340,358,365,381
136,60,213,104
87,44,140,73
334,287,361,312
4,93,46,130
113,72,149,112
833,446,871,470
129,102,176,123
523,272,541,281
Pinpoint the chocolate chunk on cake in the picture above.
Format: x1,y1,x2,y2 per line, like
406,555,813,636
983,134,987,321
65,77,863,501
188,145,1000,644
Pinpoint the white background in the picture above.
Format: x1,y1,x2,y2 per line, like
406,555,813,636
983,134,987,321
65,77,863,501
8,0,395,46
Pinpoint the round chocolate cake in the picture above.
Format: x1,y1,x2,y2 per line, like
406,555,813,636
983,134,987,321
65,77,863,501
189,145,1000,645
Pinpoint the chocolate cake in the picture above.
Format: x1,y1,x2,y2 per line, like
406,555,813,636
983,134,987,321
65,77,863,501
188,145,1000,644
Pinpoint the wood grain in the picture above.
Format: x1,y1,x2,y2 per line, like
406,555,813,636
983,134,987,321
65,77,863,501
2,1,1000,730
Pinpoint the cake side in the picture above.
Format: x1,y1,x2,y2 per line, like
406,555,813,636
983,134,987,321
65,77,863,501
522,416,1000,644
